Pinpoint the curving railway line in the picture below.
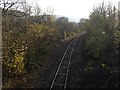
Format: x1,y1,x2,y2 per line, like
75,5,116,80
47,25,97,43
50,35,80,89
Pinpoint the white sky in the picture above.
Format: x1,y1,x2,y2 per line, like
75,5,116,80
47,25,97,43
27,0,120,22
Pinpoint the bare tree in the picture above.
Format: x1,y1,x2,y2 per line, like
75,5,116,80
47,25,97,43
34,3,42,16
0,0,26,17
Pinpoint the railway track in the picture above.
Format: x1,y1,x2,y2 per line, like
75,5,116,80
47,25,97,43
50,35,79,89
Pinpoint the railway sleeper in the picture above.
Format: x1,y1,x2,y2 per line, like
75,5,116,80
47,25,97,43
53,83,64,88
59,68,67,73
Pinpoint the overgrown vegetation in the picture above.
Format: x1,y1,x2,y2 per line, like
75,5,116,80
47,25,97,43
1,0,120,88
79,2,120,87
1,0,79,88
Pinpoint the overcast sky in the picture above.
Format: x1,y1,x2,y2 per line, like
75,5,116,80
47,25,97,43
27,0,120,22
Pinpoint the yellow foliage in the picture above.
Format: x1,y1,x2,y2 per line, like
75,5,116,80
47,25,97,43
3,34,27,76
28,23,60,39
8,53,25,75
7,49,26,75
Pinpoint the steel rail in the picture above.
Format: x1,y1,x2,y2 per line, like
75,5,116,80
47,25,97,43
50,36,79,89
